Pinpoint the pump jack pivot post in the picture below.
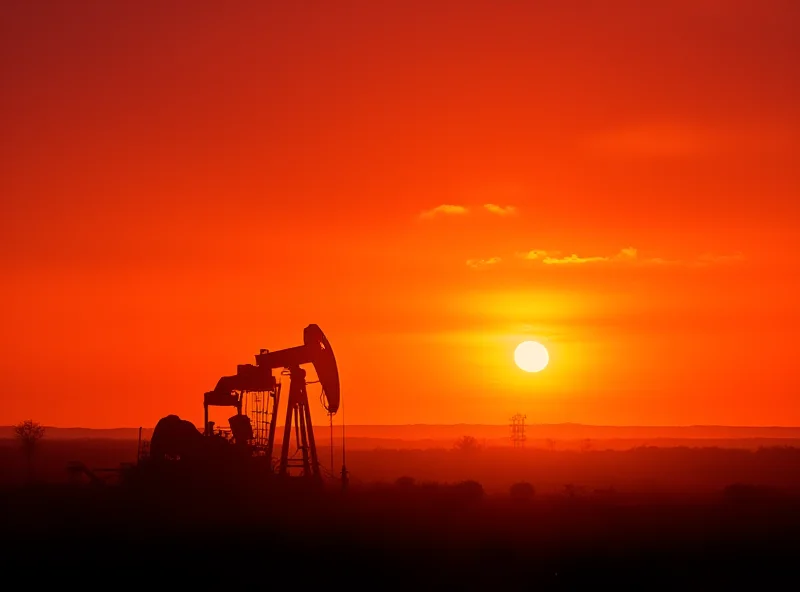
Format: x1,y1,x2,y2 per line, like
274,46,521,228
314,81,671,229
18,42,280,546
279,366,321,480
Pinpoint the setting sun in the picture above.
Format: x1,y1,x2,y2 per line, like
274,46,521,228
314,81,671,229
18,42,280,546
514,341,550,373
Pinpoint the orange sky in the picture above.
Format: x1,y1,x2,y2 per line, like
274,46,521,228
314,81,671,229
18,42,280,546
1,1,798,428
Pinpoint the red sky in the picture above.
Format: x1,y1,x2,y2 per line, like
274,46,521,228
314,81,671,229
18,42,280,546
1,1,798,428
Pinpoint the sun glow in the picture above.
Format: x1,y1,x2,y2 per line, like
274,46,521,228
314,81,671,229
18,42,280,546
514,341,549,373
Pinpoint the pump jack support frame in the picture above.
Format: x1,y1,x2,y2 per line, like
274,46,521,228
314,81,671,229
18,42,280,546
279,366,321,480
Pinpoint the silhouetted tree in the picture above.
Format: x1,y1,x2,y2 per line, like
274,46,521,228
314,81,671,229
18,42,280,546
509,481,535,502
545,438,556,451
451,480,484,504
395,476,416,489
563,483,585,498
14,419,45,482
454,435,481,454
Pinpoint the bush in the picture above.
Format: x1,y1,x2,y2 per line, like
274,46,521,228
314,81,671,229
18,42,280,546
509,481,535,502
450,480,484,504
395,476,416,489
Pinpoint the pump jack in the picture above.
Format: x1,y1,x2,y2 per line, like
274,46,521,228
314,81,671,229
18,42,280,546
150,324,341,482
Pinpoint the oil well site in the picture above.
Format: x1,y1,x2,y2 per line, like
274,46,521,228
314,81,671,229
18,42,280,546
3,324,800,587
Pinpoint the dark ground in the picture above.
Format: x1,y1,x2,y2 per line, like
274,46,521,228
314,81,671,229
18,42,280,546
3,440,800,587
3,472,800,587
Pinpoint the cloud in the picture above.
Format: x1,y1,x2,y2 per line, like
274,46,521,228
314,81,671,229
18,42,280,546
530,248,637,265
515,246,744,268
584,123,716,159
584,122,795,160
483,204,518,216
419,203,520,219
616,247,638,261
518,249,550,260
522,247,646,265
693,252,746,266
479,246,745,272
466,257,502,269
542,254,609,265
419,204,468,218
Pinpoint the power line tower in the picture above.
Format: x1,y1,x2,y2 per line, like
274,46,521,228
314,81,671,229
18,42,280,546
510,413,527,448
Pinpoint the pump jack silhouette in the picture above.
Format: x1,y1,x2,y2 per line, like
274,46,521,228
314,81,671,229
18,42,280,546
149,324,343,483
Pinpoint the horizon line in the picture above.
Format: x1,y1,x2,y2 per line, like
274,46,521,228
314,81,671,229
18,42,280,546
7,422,800,430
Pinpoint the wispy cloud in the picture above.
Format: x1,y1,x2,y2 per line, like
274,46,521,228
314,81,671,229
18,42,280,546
584,124,715,159
517,247,743,268
419,203,521,219
616,247,638,261
419,204,468,219
483,204,518,216
518,249,550,260
542,253,610,265
467,247,744,271
693,252,746,266
466,257,502,269
584,122,795,160
519,248,639,265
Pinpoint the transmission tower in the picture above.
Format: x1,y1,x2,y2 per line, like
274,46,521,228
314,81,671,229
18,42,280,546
510,413,527,448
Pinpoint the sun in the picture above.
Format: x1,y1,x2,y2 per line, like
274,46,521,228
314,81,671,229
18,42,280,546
514,341,549,373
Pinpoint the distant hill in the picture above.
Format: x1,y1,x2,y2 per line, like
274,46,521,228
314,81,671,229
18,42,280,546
0,427,153,440
4,423,800,442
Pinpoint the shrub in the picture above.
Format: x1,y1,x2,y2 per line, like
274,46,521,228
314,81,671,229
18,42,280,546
509,481,535,502
395,476,416,489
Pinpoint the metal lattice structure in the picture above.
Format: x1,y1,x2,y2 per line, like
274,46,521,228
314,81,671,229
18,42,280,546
510,413,527,448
